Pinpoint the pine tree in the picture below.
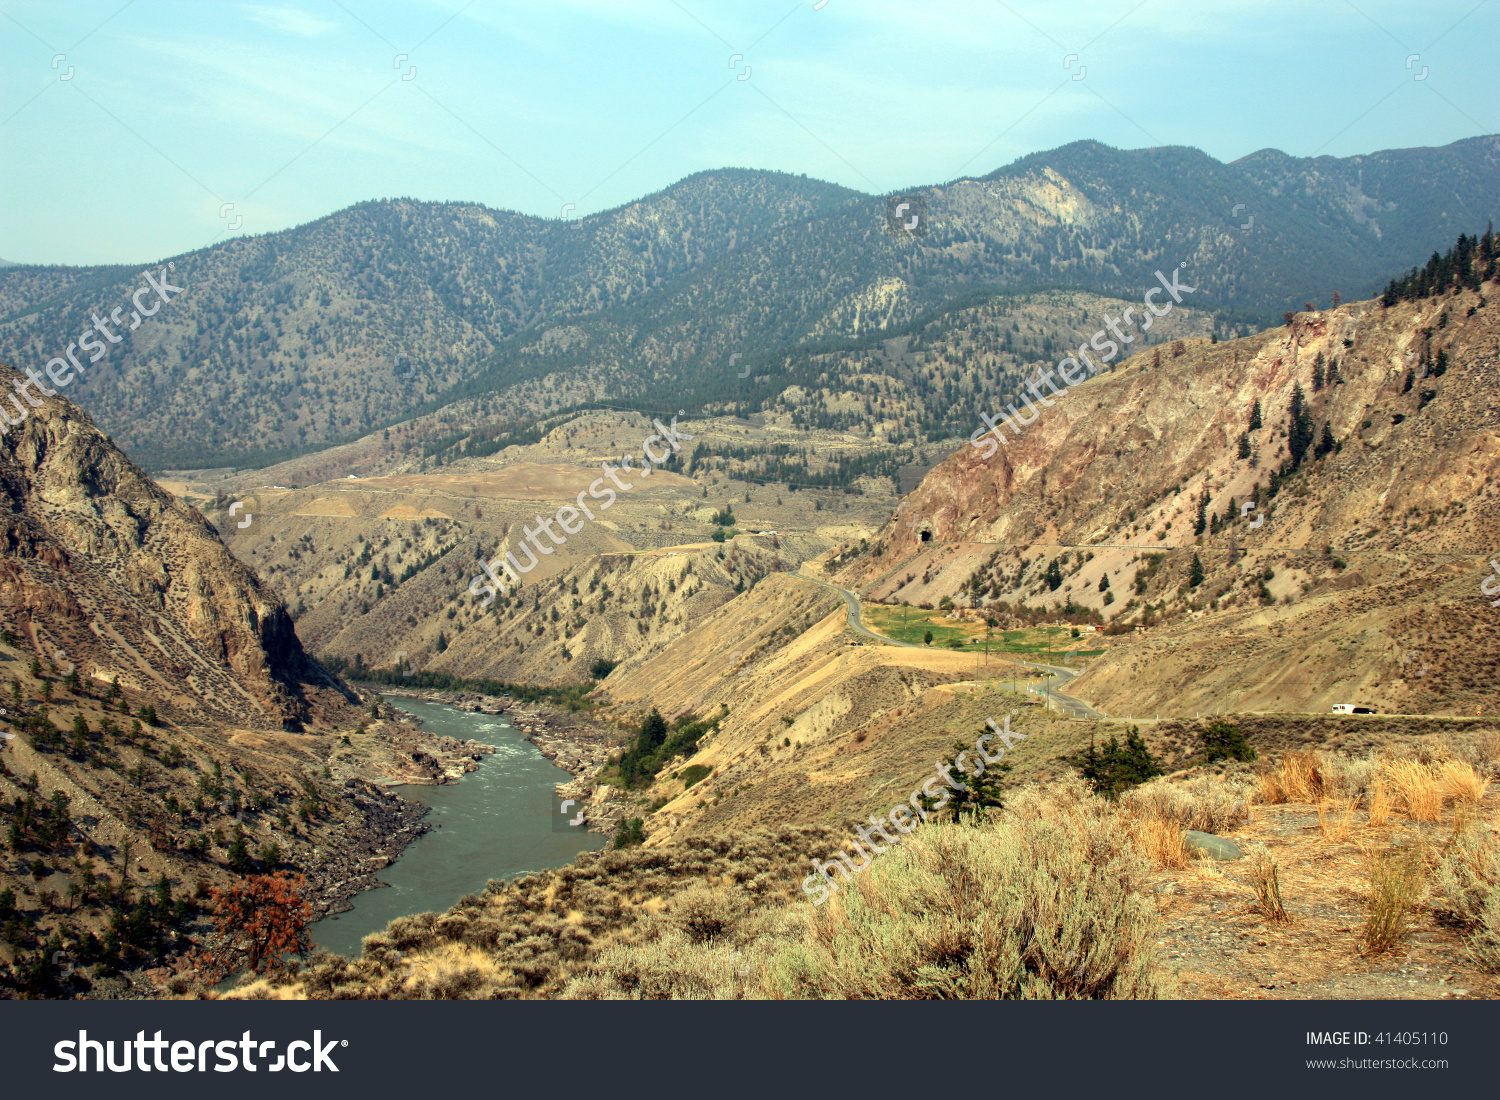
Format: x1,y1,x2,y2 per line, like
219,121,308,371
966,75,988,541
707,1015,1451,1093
1065,727,1163,798
639,708,668,749
227,827,251,874
1098,573,1109,592
1315,422,1337,458
1287,384,1314,468
1201,719,1257,763
1249,399,1262,431
1238,432,1252,459
1193,491,1209,535
1044,559,1063,591
934,738,1008,822
1312,352,1325,391
1189,553,1205,588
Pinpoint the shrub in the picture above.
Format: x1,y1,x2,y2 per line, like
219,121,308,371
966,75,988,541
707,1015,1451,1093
670,886,744,945
766,781,1168,999
589,658,618,679
612,818,645,849
1199,719,1256,763
677,765,711,789
1432,822,1500,968
1119,774,1253,833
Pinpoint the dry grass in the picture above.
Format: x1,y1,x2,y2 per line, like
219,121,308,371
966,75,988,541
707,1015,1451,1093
1439,761,1490,806
1361,839,1429,954
1384,759,1442,822
1259,751,1324,804
1247,846,1291,924
1134,815,1188,869
1368,778,1392,826
1317,798,1356,843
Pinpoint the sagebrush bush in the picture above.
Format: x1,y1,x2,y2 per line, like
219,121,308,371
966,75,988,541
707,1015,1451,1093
1432,822,1500,969
762,779,1167,999
1119,774,1254,833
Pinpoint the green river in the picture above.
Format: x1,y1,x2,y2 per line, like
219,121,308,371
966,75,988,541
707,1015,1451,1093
311,697,606,959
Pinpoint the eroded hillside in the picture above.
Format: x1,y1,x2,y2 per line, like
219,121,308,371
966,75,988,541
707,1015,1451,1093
829,278,1500,717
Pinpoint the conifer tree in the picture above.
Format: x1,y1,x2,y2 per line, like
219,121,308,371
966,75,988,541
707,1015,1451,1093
1315,422,1337,458
1249,399,1262,431
1189,553,1205,588
1287,384,1314,468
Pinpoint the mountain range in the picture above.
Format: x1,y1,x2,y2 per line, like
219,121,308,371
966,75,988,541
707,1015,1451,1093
1,135,1496,471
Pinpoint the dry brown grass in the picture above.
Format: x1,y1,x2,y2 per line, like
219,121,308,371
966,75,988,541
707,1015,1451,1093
1384,759,1441,822
1368,777,1392,826
1134,816,1188,869
1361,840,1428,954
1439,760,1490,806
1317,798,1356,843
1259,751,1324,804
1248,846,1291,924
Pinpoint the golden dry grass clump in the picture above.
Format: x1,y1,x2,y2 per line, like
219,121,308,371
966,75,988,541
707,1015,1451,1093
1244,845,1291,924
1439,760,1490,806
1133,816,1189,869
1259,751,1325,804
1383,759,1442,822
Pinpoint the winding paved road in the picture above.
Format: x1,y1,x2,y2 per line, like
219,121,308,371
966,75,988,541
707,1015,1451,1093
795,569,1105,720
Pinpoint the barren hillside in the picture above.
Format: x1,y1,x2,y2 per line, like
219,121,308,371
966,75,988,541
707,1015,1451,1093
830,278,1500,717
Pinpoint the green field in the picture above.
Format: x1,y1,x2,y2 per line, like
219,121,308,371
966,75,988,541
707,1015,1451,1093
861,608,1100,661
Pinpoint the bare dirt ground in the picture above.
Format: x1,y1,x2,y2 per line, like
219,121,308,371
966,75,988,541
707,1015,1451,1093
1151,793,1497,1000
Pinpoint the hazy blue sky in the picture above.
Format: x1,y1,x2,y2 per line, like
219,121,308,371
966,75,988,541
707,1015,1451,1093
1,0,1495,265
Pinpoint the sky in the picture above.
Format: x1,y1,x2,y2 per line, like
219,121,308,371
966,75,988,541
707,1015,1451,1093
0,0,1495,266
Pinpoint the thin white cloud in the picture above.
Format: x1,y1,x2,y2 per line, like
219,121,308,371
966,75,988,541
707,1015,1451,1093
239,4,340,38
